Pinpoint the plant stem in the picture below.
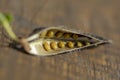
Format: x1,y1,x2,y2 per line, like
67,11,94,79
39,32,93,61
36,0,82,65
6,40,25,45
0,13,19,42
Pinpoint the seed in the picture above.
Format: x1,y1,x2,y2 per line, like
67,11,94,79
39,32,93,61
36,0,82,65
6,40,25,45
85,42,90,46
43,42,51,51
64,33,71,38
46,30,54,37
50,41,58,50
77,42,83,47
58,41,65,48
40,32,46,37
55,31,63,38
72,34,79,39
67,41,74,48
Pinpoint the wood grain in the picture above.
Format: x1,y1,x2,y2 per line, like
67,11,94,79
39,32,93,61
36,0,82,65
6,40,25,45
0,0,120,80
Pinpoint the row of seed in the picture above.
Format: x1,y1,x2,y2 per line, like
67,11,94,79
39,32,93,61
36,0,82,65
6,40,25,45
42,41,90,51
46,30,79,39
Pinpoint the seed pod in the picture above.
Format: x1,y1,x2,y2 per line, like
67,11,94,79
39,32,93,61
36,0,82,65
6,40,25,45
0,12,111,56
24,26,111,56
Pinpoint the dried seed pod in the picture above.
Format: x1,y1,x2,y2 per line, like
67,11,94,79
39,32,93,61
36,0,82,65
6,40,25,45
0,13,111,56
22,26,111,56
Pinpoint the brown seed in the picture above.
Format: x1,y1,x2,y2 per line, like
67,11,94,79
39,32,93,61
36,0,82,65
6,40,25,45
50,41,58,50
58,41,65,48
64,33,71,38
77,42,83,47
72,34,79,39
43,42,51,51
67,41,74,48
46,30,54,37
55,31,63,38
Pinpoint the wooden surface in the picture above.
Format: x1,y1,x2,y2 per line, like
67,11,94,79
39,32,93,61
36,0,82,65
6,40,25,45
0,0,120,80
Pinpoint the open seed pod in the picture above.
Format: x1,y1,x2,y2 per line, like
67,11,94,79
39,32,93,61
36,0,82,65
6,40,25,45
19,26,111,56
0,13,111,56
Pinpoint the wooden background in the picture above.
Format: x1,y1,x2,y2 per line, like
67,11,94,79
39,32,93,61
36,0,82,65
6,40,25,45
0,0,120,80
